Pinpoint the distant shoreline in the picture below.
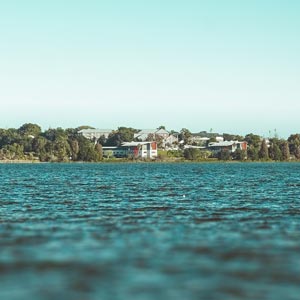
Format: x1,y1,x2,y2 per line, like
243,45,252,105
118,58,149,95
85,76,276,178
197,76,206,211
1,159,299,164
0,160,41,164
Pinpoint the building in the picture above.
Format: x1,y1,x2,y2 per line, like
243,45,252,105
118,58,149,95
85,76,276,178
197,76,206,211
134,129,169,140
78,129,113,140
122,142,158,159
191,131,223,145
208,141,247,153
164,134,179,149
191,136,210,146
102,146,127,158
103,141,157,159
134,129,178,149
216,136,225,142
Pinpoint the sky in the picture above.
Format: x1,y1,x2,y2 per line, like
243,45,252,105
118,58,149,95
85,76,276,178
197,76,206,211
0,0,299,138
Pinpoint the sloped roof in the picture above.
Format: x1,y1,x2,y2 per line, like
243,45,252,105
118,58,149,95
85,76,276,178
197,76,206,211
155,128,169,134
136,129,157,134
136,128,169,135
78,129,113,133
134,133,149,140
208,141,246,147
122,141,155,147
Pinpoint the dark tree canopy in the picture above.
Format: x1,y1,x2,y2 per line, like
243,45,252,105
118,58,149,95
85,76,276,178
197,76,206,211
18,123,41,137
105,127,138,146
259,139,269,160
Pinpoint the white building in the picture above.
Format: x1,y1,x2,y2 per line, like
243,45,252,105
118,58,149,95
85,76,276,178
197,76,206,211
78,129,113,140
208,141,247,153
134,129,178,149
122,141,158,159
103,142,158,159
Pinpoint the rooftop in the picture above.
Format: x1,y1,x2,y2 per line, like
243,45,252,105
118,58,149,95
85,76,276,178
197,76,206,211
122,141,155,147
78,129,113,133
209,141,245,147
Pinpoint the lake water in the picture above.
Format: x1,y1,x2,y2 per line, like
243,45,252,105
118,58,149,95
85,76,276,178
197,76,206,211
0,162,300,300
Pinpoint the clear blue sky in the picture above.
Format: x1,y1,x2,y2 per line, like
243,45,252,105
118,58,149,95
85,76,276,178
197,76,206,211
0,0,299,137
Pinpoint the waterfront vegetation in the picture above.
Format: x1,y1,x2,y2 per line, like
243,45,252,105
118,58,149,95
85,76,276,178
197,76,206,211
1,123,300,162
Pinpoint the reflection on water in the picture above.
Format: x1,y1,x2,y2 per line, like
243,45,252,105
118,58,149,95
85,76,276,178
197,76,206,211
0,162,300,300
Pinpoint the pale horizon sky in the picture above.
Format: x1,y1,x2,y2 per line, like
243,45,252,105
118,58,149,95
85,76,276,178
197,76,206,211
0,0,299,138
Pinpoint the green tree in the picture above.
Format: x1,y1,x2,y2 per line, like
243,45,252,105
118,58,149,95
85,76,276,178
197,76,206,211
18,123,41,137
0,148,5,160
269,139,282,161
43,127,67,142
223,133,244,141
0,128,21,147
218,149,231,160
95,143,103,161
32,136,48,161
2,143,24,160
76,125,95,131
77,136,101,162
106,127,138,146
179,128,192,145
41,128,71,161
280,141,290,161
245,133,261,148
69,139,80,161
65,128,79,138
105,130,120,146
18,136,34,153
184,148,201,160
288,134,300,159
208,136,217,143
232,149,247,160
97,134,107,146
259,139,269,160
223,133,235,141
53,136,71,162
247,147,259,161
245,133,261,160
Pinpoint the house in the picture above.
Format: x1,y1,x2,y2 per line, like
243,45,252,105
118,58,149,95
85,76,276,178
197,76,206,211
122,141,158,159
78,129,113,140
191,136,210,146
191,131,223,144
164,134,179,149
103,141,157,159
134,129,178,149
184,145,206,150
134,129,169,141
208,141,247,153
154,128,170,139
102,146,127,158
216,136,224,142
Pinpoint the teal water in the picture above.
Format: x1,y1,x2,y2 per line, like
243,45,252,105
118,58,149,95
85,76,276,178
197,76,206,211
0,163,300,300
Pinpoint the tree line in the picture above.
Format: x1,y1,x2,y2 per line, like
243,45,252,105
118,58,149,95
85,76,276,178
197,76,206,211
0,123,300,162
182,132,300,161
0,124,102,162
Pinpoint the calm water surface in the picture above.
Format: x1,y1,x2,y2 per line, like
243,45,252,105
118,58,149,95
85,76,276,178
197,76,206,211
0,162,300,300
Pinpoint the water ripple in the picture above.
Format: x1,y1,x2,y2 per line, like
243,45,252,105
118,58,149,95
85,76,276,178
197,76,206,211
1,162,300,300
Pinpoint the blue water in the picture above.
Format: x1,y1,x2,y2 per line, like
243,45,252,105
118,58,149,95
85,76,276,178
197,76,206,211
0,162,300,300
